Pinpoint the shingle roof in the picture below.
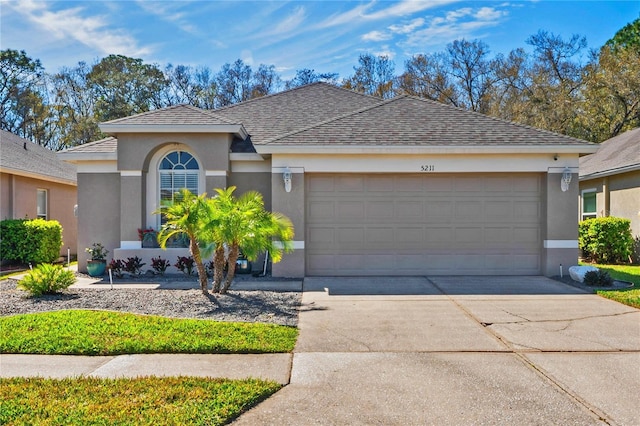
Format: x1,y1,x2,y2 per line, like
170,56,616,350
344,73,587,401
215,82,382,144
580,127,640,178
60,137,118,154
0,130,76,184
102,104,236,126
264,95,591,146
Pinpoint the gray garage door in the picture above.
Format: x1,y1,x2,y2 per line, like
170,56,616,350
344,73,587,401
306,173,542,276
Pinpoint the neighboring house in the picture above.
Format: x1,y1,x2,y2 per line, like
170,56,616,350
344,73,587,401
579,127,640,255
59,83,597,277
0,130,78,257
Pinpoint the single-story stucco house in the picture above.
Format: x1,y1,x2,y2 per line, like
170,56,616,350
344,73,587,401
579,127,640,258
59,83,597,277
0,130,78,257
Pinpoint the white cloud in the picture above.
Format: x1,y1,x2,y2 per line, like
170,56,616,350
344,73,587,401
475,7,505,21
272,6,306,34
6,0,151,57
319,0,459,28
402,5,509,48
362,30,392,42
241,49,254,66
374,45,396,60
388,18,425,34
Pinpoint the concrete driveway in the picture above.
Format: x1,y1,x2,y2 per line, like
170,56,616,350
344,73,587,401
234,276,640,425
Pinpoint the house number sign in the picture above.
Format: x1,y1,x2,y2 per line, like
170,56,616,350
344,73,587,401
420,165,435,172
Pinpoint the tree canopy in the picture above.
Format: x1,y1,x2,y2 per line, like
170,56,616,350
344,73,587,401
1,19,638,150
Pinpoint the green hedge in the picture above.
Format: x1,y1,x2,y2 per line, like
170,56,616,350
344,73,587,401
0,219,62,264
579,217,634,264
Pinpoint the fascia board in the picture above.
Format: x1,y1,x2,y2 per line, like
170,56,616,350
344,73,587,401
99,124,248,139
255,144,600,155
579,164,640,181
0,167,77,186
229,153,269,161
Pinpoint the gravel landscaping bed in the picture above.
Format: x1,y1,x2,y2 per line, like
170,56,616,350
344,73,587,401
0,277,301,326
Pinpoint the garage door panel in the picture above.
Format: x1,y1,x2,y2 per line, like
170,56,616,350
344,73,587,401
306,173,541,276
398,201,423,219
336,176,364,191
425,200,453,218
367,201,394,218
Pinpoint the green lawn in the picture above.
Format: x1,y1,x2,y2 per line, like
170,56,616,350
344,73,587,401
0,376,280,425
0,310,297,355
586,264,640,309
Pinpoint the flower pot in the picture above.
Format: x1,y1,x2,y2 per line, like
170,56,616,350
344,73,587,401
87,260,106,277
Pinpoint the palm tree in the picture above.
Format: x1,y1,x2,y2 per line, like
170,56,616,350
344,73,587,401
154,189,210,294
208,187,294,294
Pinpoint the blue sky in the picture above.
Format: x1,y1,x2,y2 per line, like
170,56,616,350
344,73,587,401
1,1,638,80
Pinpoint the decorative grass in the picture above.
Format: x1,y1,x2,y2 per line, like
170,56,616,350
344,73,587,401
0,376,280,425
587,264,640,309
0,310,297,355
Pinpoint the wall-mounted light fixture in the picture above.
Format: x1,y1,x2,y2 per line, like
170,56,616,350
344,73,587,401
283,167,292,193
561,167,572,192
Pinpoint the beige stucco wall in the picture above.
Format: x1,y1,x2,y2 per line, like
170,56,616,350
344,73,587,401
542,172,580,276
271,169,304,277
229,172,273,210
0,172,77,257
77,173,120,272
117,133,232,173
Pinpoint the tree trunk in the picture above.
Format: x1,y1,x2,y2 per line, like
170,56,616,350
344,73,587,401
190,239,208,294
212,245,225,293
221,243,239,294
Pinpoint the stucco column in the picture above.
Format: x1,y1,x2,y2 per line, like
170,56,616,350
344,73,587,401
542,169,579,276
120,172,143,248
271,167,305,278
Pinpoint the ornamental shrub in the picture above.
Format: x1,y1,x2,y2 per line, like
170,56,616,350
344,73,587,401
175,256,195,276
18,263,76,296
583,270,614,287
579,217,634,264
151,256,170,275
0,219,62,263
109,259,125,278
124,256,146,276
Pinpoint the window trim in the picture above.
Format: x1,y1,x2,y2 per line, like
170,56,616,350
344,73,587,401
581,189,597,221
36,189,48,219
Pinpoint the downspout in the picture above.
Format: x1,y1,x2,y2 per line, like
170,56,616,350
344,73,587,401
602,177,609,217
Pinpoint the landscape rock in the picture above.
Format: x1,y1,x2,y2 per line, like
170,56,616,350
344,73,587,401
568,265,599,283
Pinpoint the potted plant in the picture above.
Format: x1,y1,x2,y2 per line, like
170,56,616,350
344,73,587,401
138,228,159,248
85,243,108,277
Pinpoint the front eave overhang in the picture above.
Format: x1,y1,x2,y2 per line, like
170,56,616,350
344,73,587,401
255,144,600,155
579,164,640,181
99,123,248,139
0,166,77,186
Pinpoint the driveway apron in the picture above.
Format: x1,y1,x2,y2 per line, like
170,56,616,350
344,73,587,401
233,276,640,425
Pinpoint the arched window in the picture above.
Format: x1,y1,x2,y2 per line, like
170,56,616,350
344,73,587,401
159,151,200,219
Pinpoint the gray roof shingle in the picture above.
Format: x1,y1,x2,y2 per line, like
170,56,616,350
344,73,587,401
215,82,383,144
0,130,77,184
60,137,118,154
101,104,236,126
579,127,640,178
264,95,592,147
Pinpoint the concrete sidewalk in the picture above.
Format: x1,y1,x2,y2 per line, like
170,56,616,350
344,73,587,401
0,353,292,384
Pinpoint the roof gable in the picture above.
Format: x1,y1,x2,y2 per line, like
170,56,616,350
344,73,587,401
263,95,592,147
215,82,383,144
0,130,77,184
580,127,640,178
